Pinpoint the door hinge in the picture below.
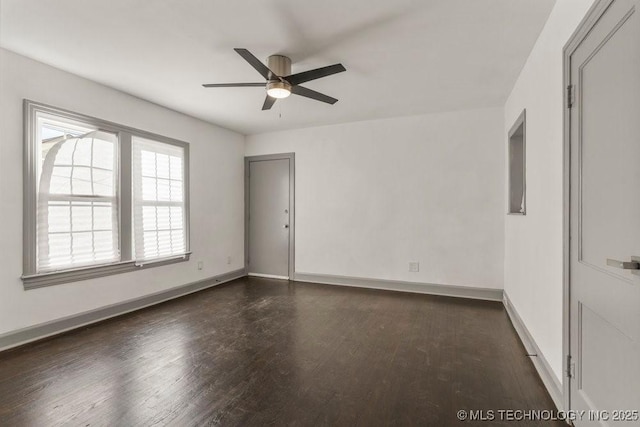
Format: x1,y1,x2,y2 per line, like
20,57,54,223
566,355,575,378
567,84,575,109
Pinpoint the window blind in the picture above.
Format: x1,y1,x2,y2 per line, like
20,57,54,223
132,137,187,262
37,130,119,272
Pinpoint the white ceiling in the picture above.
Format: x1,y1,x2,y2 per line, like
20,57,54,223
0,0,555,135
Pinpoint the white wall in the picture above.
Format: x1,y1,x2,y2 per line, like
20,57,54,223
246,108,505,289
0,48,245,337
503,0,595,383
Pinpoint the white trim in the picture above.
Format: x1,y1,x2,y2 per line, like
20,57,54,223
134,252,192,267
248,273,290,280
562,0,616,414
1,268,246,352
22,260,137,289
293,272,503,301
503,292,563,411
507,109,527,215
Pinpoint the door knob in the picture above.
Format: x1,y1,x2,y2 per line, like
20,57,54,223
606,258,640,270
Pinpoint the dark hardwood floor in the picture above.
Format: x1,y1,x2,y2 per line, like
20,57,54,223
0,277,561,426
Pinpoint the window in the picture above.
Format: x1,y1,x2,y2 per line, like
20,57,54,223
37,116,119,272
508,109,526,215
132,137,187,261
23,101,190,289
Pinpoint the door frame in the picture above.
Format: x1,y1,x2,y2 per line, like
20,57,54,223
244,153,296,279
562,0,616,412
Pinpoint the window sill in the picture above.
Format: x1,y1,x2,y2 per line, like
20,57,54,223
134,252,192,268
21,253,191,290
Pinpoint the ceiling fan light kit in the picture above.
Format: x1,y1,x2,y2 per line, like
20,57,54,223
266,81,292,99
203,48,346,110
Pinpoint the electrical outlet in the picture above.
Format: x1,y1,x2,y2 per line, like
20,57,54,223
409,262,420,273
197,261,203,270
227,256,232,265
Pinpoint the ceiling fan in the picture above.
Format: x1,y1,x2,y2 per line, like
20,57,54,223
202,48,346,110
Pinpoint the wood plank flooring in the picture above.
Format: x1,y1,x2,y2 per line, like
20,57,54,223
0,277,561,426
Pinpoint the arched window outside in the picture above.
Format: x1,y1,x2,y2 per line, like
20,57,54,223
37,125,119,271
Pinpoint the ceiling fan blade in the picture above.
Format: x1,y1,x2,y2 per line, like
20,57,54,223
262,95,277,110
285,64,346,86
291,85,338,105
234,48,275,80
202,83,265,87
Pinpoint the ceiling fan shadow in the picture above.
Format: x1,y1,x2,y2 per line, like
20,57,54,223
272,1,427,63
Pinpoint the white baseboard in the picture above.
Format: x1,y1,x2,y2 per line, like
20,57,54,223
248,273,289,280
503,292,564,411
293,272,503,301
0,268,246,352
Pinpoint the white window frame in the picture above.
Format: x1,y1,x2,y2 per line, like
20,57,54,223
22,100,191,289
507,109,526,215
132,136,188,263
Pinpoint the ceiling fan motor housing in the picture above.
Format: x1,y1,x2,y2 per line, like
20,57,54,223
268,55,291,78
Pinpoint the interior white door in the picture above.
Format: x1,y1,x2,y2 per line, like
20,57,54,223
248,158,291,279
569,0,640,423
